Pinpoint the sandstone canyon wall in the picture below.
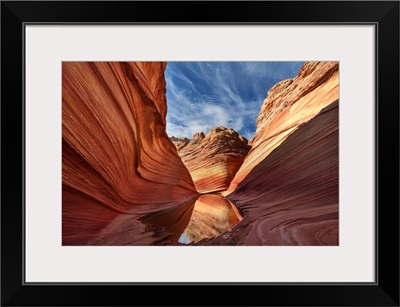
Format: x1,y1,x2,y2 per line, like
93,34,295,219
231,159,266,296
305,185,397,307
63,61,339,246
62,62,198,245
211,61,340,245
177,127,251,193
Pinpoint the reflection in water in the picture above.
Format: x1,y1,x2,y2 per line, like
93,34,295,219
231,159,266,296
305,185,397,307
179,194,242,244
142,193,242,245
140,197,196,244
178,233,191,244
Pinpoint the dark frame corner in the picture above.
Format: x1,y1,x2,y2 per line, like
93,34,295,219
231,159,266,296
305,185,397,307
1,1,399,306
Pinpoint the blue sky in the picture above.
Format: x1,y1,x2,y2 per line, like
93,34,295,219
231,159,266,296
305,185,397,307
165,62,305,140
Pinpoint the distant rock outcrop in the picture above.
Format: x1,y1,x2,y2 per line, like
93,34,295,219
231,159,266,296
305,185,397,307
62,62,198,245
169,136,190,150
177,126,251,193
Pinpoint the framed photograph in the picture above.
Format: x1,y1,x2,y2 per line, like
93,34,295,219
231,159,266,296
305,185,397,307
2,1,399,306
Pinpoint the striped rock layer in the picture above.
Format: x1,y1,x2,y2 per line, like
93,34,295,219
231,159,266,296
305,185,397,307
62,62,197,245
63,61,339,246
177,127,251,193
212,61,339,245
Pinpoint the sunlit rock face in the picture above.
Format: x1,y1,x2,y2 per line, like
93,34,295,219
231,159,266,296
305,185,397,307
62,62,198,245
177,126,251,193
226,62,339,194
215,61,339,245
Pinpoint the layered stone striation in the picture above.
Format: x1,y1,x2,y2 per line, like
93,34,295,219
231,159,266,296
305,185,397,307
177,126,251,193
63,61,339,246
226,61,339,194
212,61,340,245
62,62,197,245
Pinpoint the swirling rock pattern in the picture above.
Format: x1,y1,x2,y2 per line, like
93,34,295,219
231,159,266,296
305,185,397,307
210,61,340,245
62,62,197,245
177,127,251,193
183,194,242,243
63,61,339,246
226,61,339,194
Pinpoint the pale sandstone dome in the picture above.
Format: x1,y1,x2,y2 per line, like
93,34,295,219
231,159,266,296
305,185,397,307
176,126,251,193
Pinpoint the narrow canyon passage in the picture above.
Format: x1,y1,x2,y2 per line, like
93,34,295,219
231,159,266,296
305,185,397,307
62,61,339,246
163,125,249,244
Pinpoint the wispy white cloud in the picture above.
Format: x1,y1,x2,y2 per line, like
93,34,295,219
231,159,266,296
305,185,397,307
165,62,304,140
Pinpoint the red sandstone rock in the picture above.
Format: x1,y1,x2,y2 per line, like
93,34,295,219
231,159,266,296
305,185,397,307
226,61,339,194
207,101,339,245
62,62,198,245
63,61,339,246
177,126,251,193
211,61,340,246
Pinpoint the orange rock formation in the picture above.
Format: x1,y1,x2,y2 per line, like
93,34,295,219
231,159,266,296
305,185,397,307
62,62,197,245
226,61,339,194
177,127,251,193
217,61,339,245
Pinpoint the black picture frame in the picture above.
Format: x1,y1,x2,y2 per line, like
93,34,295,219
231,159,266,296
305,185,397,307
1,1,399,306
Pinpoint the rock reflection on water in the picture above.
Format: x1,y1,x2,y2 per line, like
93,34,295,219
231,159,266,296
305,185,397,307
141,193,242,245
179,194,242,244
